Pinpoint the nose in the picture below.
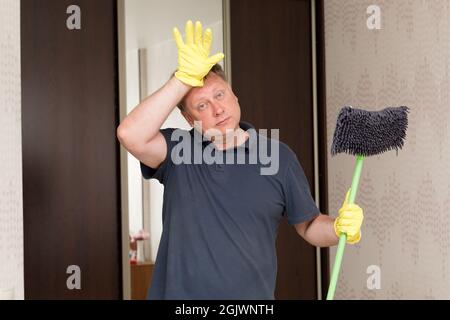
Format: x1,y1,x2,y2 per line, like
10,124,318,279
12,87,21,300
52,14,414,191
212,101,225,116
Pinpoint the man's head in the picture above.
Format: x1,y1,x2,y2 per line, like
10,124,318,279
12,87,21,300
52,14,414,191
176,64,241,137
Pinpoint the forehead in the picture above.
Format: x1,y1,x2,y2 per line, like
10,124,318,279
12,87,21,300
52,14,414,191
185,74,228,104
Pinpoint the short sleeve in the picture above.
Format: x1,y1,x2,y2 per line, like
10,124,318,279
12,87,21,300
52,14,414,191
282,157,320,225
140,128,178,184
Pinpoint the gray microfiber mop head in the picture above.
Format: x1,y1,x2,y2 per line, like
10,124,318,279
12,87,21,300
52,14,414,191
331,106,409,157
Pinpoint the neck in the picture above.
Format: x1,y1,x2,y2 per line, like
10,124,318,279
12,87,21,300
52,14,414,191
212,127,249,151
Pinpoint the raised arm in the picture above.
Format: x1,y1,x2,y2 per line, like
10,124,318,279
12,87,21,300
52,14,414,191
117,20,224,169
117,77,190,169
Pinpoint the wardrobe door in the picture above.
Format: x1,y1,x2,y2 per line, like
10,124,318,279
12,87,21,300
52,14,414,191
230,0,325,299
21,0,122,299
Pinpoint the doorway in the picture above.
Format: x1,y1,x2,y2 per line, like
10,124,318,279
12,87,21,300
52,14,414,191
118,0,328,299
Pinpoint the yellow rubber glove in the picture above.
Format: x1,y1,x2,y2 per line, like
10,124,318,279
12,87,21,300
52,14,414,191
334,189,364,244
173,20,225,87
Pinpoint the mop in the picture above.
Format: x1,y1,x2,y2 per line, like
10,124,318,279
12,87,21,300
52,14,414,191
327,106,409,300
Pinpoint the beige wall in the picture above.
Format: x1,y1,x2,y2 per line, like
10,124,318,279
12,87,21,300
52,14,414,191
0,0,23,300
325,0,450,299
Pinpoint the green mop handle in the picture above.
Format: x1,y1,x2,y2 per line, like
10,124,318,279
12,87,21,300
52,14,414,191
326,155,364,300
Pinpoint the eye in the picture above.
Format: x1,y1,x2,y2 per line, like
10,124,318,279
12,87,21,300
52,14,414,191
197,103,208,111
215,91,225,100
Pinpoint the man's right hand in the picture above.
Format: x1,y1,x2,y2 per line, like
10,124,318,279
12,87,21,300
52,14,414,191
173,20,225,87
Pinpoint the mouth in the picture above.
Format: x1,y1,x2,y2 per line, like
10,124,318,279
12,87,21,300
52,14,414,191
216,117,231,126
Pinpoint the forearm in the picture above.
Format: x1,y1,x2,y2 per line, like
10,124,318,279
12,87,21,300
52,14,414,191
302,214,339,248
117,76,190,147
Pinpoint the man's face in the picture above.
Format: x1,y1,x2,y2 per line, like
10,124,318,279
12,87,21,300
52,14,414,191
182,73,241,137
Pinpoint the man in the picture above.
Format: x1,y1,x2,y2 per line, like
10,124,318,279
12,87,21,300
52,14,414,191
117,20,363,299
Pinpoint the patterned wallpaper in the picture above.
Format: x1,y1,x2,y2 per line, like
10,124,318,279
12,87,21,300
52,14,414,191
0,0,23,300
325,0,450,299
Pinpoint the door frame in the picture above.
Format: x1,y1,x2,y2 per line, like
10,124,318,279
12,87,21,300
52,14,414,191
315,0,330,299
117,0,131,300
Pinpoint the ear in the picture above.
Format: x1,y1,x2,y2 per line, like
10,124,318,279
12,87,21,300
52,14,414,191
227,83,238,102
182,110,195,127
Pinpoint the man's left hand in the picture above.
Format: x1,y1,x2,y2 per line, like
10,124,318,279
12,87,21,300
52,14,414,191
334,189,364,244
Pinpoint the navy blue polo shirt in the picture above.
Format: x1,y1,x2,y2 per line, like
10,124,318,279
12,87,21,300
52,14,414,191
140,122,320,299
